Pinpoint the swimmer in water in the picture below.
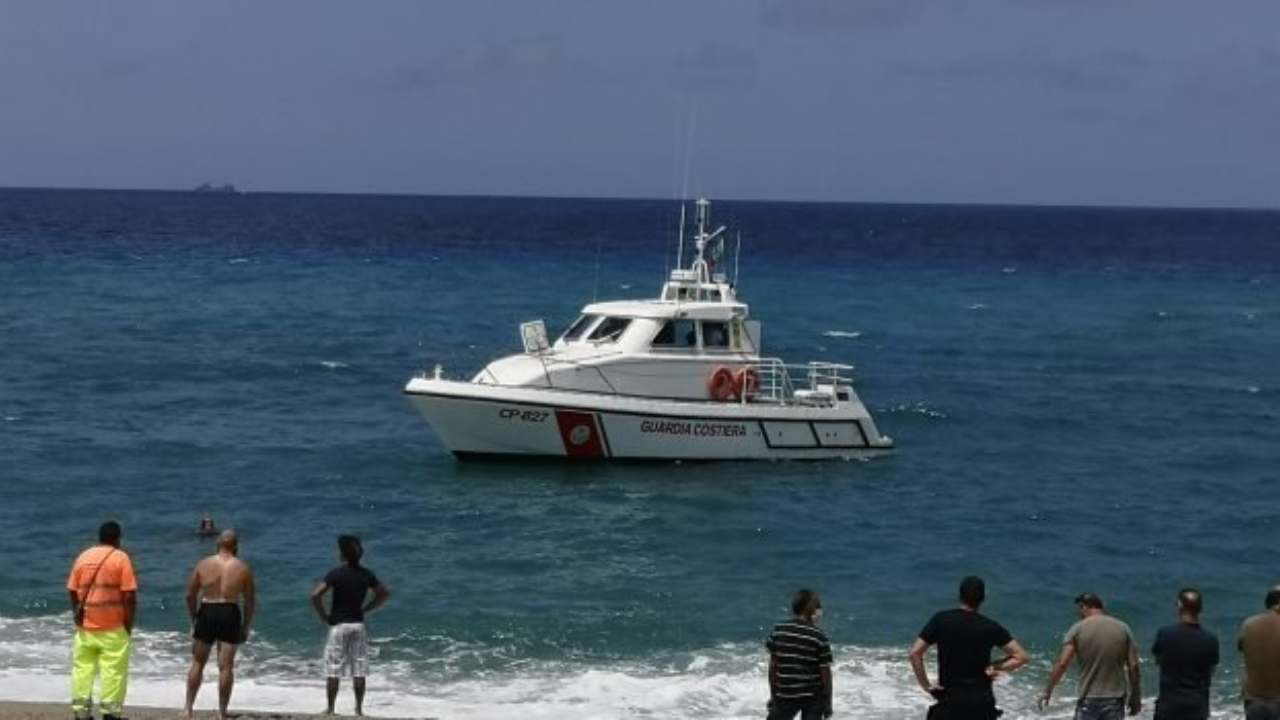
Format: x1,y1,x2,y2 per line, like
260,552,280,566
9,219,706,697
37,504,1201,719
197,514,217,537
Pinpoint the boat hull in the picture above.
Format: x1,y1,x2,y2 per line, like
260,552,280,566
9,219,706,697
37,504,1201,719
404,378,893,461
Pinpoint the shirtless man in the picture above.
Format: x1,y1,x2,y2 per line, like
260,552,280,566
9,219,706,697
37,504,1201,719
183,529,256,720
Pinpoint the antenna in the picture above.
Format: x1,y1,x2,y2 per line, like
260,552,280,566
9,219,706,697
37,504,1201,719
674,110,696,272
734,231,742,286
676,203,686,270
679,110,696,201
663,212,672,277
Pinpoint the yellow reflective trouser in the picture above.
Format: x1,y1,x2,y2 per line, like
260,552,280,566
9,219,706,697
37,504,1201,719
70,628,131,718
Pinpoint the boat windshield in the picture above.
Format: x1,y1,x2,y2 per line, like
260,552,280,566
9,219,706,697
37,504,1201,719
588,316,632,343
559,314,599,342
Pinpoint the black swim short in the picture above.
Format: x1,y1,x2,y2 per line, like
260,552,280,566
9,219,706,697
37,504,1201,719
193,602,243,645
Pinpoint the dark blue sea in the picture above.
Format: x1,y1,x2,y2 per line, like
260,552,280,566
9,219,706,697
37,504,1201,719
1,189,1277,718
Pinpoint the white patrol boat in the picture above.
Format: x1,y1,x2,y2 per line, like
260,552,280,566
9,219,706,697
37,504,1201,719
404,199,894,460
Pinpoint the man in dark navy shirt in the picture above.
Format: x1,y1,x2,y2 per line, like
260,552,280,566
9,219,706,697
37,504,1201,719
1152,588,1219,720
310,535,390,716
909,576,1029,720
766,589,834,720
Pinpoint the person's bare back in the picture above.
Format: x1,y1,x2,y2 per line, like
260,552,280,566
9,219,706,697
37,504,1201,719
184,530,256,634
193,553,251,603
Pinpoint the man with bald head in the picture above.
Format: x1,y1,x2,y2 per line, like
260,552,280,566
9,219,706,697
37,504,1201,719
183,529,256,720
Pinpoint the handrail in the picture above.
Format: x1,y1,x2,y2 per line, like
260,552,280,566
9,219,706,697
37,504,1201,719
737,358,855,405
540,352,623,394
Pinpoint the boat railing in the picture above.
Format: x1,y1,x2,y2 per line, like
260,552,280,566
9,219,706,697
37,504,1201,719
805,361,855,390
743,359,854,405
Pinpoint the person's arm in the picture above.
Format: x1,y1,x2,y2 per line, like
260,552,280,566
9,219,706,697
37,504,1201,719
240,568,256,642
119,556,138,635
363,583,390,615
184,568,201,622
310,582,331,624
768,654,780,701
1039,642,1076,708
820,665,833,717
121,591,137,634
993,638,1028,673
819,637,834,717
66,562,82,624
909,637,937,695
1125,639,1141,716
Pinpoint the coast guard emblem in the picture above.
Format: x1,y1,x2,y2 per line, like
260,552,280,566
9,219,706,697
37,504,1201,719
554,410,606,458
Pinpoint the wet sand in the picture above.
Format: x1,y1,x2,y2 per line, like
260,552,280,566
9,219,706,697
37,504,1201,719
0,702,419,719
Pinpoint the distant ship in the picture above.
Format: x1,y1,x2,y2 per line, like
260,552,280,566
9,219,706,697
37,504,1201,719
192,183,239,194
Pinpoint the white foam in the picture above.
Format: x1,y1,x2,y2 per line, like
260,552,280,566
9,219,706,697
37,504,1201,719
0,617,1245,719
822,330,862,339
227,257,251,264
968,303,987,311
1001,266,1017,274
319,360,349,369
880,402,948,419
0,644,931,720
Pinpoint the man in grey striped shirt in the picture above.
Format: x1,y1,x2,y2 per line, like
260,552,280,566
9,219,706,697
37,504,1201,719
766,589,834,720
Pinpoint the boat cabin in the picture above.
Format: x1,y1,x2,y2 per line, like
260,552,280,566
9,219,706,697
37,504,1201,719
551,267,759,355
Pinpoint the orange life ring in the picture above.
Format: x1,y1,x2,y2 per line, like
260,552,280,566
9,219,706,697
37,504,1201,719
707,366,737,402
735,367,760,401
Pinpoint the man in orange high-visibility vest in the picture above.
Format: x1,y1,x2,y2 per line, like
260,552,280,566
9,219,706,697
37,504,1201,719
67,520,138,720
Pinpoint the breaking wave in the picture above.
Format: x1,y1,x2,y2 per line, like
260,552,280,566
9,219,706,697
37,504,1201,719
0,615,1179,719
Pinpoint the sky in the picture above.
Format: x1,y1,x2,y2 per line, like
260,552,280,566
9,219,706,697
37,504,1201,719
1,0,1278,207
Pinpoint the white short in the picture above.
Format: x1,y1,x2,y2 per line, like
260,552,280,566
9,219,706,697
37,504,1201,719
324,623,368,678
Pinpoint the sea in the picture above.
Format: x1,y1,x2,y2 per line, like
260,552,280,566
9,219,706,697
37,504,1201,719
0,188,1276,719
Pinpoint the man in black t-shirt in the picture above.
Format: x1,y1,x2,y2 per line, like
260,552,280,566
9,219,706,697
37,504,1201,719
909,576,1029,720
1152,588,1219,720
310,535,391,716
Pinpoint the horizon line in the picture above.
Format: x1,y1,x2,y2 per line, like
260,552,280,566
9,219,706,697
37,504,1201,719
1,183,1277,215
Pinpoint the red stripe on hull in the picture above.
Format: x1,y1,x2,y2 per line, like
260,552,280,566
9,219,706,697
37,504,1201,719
554,410,606,458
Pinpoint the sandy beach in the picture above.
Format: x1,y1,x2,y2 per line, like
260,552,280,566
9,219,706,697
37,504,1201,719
0,702,417,720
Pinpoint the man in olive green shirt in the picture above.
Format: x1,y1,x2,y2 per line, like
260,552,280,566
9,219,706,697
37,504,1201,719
1039,593,1141,719
1239,586,1280,720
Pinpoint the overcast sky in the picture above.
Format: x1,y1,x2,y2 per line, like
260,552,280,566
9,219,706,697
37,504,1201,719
2,1,1278,207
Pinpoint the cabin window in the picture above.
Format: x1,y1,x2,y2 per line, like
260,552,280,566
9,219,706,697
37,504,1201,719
560,314,599,342
701,321,729,349
653,319,697,348
588,316,632,343
707,290,722,302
